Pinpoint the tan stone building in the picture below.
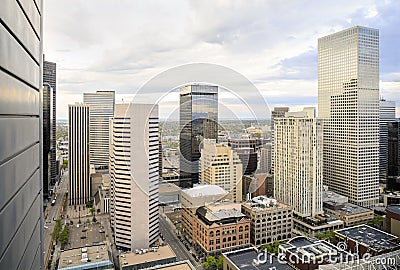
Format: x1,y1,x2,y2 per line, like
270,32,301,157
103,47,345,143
193,203,250,255
200,139,243,202
241,196,293,246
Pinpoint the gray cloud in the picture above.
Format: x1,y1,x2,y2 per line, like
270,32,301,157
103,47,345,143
43,0,400,119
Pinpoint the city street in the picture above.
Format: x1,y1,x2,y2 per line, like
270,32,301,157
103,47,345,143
43,170,68,268
159,214,203,269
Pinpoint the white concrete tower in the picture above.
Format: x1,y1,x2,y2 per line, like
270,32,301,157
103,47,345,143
109,103,159,250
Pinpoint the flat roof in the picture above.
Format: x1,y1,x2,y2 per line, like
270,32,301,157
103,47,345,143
119,245,176,267
335,225,399,252
224,247,291,270
183,184,228,197
282,237,354,264
386,205,400,215
58,242,113,269
146,260,195,269
159,183,181,194
334,203,372,215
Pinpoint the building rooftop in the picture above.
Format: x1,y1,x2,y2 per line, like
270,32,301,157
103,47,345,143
159,183,181,195
58,242,113,270
281,237,355,265
197,207,245,223
243,196,292,212
223,247,292,270
335,225,399,252
119,245,176,268
326,202,372,215
146,260,196,270
183,184,228,198
323,190,348,204
386,205,400,215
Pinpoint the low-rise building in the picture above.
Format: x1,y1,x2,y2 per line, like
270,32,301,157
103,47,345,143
279,236,355,270
119,245,176,270
241,196,293,246
293,215,343,237
193,202,251,255
145,260,196,269
323,202,374,227
180,184,230,244
57,242,114,270
386,205,400,237
222,247,291,270
382,192,400,206
335,224,400,257
159,183,181,212
94,174,111,213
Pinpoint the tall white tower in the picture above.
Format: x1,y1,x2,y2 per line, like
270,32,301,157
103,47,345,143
68,104,91,205
83,91,115,170
318,26,380,207
109,103,159,250
274,108,323,217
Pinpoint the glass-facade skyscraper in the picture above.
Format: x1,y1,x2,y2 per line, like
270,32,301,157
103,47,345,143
318,26,380,207
43,59,57,198
179,84,218,187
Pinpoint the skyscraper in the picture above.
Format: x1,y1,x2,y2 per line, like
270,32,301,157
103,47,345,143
274,108,323,217
388,121,400,178
43,59,57,198
318,26,380,207
200,139,243,202
110,103,159,250
258,142,272,174
68,104,91,205
379,100,396,182
0,1,43,268
270,107,289,174
179,84,218,187
83,91,115,170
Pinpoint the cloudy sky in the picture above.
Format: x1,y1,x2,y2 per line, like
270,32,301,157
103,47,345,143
44,0,400,120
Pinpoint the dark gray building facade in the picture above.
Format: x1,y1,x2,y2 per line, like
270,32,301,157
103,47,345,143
0,0,43,268
43,59,57,198
179,85,218,187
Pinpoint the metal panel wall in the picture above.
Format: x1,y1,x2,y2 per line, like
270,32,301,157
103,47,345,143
0,0,43,268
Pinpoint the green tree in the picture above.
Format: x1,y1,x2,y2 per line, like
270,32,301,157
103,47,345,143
52,219,62,242
368,215,383,228
62,159,68,170
90,207,95,216
216,255,223,270
202,255,217,270
60,226,69,249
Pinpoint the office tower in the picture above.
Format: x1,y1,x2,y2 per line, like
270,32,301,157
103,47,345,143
379,100,396,182
258,142,272,174
83,91,115,170
274,108,323,217
318,26,380,207
109,104,159,250
200,139,243,202
388,121,399,178
43,59,57,198
68,105,91,205
179,84,218,187
228,138,261,175
0,1,43,268
270,107,289,173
